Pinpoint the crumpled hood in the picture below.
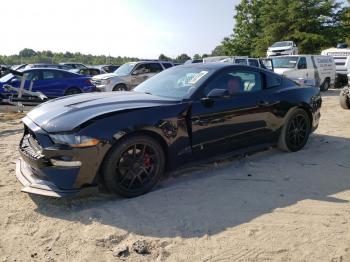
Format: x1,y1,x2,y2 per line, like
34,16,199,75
92,73,125,81
26,92,178,133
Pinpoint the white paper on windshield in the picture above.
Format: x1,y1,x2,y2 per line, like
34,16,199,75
188,71,208,84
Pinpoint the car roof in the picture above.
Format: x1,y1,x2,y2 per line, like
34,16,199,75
20,68,72,73
176,62,243,70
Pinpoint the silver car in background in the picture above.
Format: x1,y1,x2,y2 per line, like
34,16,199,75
91,61,173,91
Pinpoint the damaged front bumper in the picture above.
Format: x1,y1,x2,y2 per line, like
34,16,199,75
15,117,102,198
16,158,82,197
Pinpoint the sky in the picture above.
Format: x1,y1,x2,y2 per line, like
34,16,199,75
0,0,239,58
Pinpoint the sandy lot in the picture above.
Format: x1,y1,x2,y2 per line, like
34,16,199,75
0,89,349,262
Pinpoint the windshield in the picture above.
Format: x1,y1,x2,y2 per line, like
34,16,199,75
0,73,14,82
134,66,213,99
272,57,298,68
113,62,136,76
271,41,292,47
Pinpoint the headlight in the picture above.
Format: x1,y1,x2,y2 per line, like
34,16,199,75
50,134,100,148
101,79,111,85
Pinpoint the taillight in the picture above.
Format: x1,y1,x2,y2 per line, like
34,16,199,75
85,79,92,85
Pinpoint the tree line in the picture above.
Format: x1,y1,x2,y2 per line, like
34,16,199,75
213,0,350,57
0,49,198,66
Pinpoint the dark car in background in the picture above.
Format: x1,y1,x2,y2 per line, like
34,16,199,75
15,63,321,198
93,65,120,73
25,64,71,70
0,68,95,100
59,63,87,70
70,67,103,76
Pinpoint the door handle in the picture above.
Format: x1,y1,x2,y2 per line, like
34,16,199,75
257,101,271,107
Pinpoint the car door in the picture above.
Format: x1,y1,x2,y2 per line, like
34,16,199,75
190,67,280,158
32,70,66,97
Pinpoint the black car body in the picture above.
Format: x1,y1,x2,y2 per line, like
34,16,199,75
16,64,322,197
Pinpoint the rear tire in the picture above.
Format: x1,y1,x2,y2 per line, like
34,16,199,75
102,135,165,198
278,109,311,152
113,84,127,91
320,79,330,92
65,87,82,96
340,88,350,109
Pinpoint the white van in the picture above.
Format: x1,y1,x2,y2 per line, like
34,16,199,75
271,55,336,91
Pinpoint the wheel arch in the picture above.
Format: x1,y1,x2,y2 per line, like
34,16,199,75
97,129,169,187
65,86,83,95
298,104,313,128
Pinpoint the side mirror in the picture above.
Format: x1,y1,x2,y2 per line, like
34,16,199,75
10,78,18,83
207,88,227,98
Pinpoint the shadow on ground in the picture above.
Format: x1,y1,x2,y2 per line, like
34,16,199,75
321,88,342,97
32,132,350,238
0,128,23,138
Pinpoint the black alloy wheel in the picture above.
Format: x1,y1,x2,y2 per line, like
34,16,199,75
102,135,165,197
278,109,311,152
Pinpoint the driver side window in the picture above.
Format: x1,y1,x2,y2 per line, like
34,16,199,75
24,71,40,81
133,64,149,75
204,70,262,97
298,57,307,69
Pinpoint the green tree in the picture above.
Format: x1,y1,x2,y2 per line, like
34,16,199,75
221,0,347,57
158,54,172,61
175,53,191,63
19,48,37,57
193,54,201,60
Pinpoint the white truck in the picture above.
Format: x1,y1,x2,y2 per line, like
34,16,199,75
321,44,350,88
271,55,336,91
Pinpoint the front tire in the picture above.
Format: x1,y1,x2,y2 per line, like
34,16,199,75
278,109,311,152
113,84,127,91
340,88,350,109
320,79,330,92
102,135,165,198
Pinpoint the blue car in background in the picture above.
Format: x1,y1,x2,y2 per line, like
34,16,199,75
0,68,96,100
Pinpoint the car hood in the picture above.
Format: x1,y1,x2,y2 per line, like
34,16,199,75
26,92,179,133
268,46,292,51
92,73,120,80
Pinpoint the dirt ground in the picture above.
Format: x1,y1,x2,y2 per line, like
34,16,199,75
0,89,349,262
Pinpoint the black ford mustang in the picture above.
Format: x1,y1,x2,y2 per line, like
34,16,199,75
16,63,322,198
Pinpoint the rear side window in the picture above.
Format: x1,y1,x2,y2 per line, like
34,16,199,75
148,63,163,73
162,63,173,69
265,73,282,89
42,70,64,80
